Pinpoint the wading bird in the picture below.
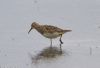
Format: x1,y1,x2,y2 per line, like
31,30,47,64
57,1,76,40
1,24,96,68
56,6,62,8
28,22,72,46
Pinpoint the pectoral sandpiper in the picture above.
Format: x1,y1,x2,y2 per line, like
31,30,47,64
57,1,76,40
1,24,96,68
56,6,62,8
28,22,72,46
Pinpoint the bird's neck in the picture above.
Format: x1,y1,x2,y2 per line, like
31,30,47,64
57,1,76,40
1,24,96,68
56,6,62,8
34,25,44,34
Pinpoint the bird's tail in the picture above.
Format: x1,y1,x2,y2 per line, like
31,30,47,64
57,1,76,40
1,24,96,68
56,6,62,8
63,29,72,33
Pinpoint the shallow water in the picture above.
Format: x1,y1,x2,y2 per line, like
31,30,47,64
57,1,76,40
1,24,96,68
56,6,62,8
0,0,100,68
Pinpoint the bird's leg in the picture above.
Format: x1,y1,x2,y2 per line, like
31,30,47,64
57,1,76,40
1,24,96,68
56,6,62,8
50,39,52,47
59,34,63,44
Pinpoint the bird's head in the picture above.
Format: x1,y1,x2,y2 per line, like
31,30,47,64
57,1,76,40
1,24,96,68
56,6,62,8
28,22,39,34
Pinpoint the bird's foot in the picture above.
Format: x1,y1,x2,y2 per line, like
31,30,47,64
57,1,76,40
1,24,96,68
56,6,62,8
61,41,63,44
60,39,63,44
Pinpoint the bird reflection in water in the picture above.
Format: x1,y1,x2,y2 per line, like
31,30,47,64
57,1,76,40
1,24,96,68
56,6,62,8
29,43,68,64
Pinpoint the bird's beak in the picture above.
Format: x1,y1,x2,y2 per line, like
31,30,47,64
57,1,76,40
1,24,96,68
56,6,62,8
28,27,32,34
